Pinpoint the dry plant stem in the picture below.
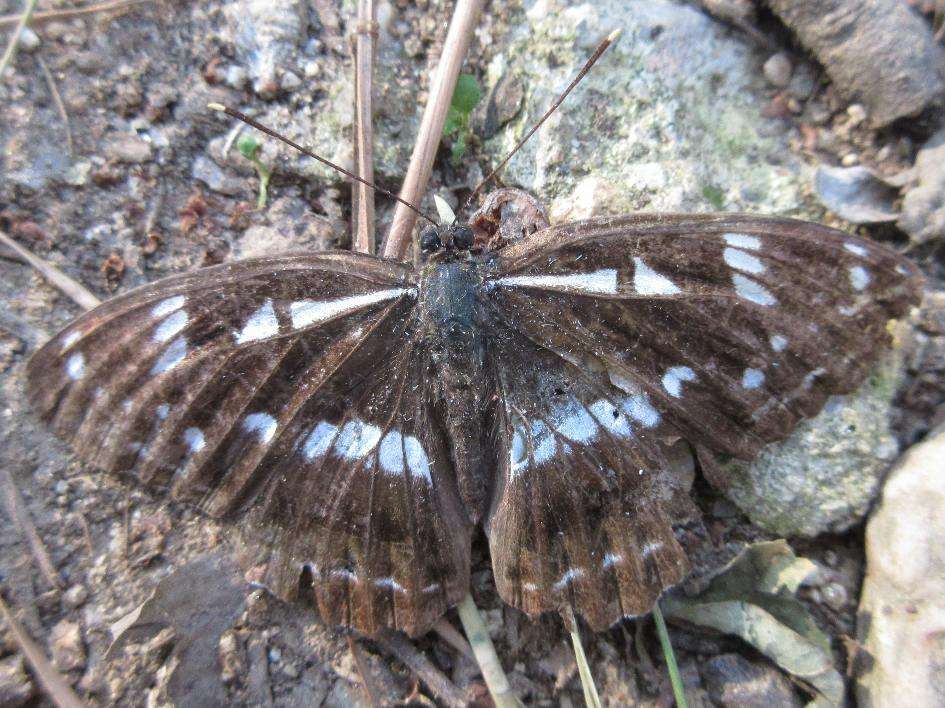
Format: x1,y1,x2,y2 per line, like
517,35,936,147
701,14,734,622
37,54,74,156
352,0,377,254
1,468,63,590
347,635,381,705
456,593,521,708
0,593,84,708
0,231,101,310
564,607,601,708
381,0,484,260
0,0,152,28
433,617,476,661
0,0,38,76
374,629,467,707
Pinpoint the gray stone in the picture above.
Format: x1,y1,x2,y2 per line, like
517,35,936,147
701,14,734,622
856,425,945,707
898,128,945,246
481,0,813,221
763,52,792,88
192,154,247,197
0,655,34,708
703,654,801,708
17,27,40,53
104,134,153,164
224,0,305,98
720,345,907,538
50,619,86,672
814,165,899,224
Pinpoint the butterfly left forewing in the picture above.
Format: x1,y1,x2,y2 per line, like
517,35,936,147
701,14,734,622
27,252,474,637
487,213,923,461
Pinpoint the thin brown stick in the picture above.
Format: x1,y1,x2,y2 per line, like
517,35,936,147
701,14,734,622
0,0,152,28
0,593,85,708
352,0,377,254
75,510,95,557
0,0,38,76
0,231,101,310
461,29,621,213
347,635,381,706
381,0,484,261
433,617,476,661
37,55,74,156
1,468,63,590
208,104,436,226
374,629,467,708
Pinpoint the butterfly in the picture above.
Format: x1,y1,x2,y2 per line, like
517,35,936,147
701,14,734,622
26,198,922,637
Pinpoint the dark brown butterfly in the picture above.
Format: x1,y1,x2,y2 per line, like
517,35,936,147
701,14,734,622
26,199,922,637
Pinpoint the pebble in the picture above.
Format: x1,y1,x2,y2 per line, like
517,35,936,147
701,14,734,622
50,620,86,672
763,52,793,88
104,135,153,164
841,153,859,166
18,28,40,52
225,65,248,90
0,655,34,708
280,70,302,91
847,103,868,127
63,584,89,609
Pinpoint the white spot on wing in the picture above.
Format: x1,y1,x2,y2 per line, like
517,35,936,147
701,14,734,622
632,257,681,296
770,334,788,352
243,412,278,444
183,427,205,453
151,295,186,318
155,403,170,419
404,436,432,482
235,299,279,344
603,553,623,569
662,366,696,397
844,242,868,257
531,419,556,465
723,232,761,250
553,567,586,592
65,352,85,380
589,400,632,437
723,247,765,274
554,405,598,443
374,577,406,594
335,420,382,460
849,265,870,291
641,541,664,558
302,421,337,461
608,371,661,427
151,336,187,374
741,368,765,389
290,289,408,330
378,430,405,475
733,273,777,306
61,331,81,352
509,427,526,477
802,367,826,389
495,269,618,295
153,309,188,342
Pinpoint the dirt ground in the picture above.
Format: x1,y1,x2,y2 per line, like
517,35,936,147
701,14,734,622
1,0,943,706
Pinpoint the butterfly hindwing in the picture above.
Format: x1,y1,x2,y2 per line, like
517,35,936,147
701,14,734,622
488,214,922,461
27,252,473,636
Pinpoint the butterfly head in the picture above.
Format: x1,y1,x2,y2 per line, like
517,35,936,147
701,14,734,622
419,223,475,260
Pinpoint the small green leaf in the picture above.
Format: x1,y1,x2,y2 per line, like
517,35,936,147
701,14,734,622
236,133,260,160
451,74,482,114
444,105,464,137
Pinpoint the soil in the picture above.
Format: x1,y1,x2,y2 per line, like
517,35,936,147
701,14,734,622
0,1,942,706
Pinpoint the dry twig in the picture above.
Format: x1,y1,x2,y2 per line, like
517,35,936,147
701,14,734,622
374,629,467,707
1,468,63,590
381,0,484,260
0,0,152,28
36,54,74,156
0,593,84,708
0,0,38,76
351,0,377,254
0,231,101,310
434,617,476,661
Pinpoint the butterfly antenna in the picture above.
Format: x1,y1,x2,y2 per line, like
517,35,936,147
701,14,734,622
207,103,438,226
459,28,621,215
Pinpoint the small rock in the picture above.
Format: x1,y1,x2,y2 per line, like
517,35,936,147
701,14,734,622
763,52,792,88
814,165,899,224
104,135,153,164
225,65,248,90
192,155,246,197
846,103,867,127
50,620,87,672
898,127,945,245
18,27,40,52
841,152,859,166
280,70,301,91
0,655,34,708
857,424,945,706
703,654,802,708
63,584,89,609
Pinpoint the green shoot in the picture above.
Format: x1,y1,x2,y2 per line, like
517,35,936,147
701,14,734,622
455,593,521,708
568,619,602,708
653,603,688,708
443,74,482,163
236,132,273,210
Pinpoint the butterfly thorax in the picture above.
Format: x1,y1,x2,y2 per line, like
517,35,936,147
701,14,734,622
416,260,492,522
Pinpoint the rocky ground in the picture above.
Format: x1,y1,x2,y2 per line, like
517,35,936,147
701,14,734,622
1,0,943,706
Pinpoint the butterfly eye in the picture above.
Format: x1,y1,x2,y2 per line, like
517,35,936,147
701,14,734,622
451,225,474,250
420,227,442,253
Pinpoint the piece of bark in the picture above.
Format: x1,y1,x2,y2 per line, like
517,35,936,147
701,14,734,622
766,0,945,127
